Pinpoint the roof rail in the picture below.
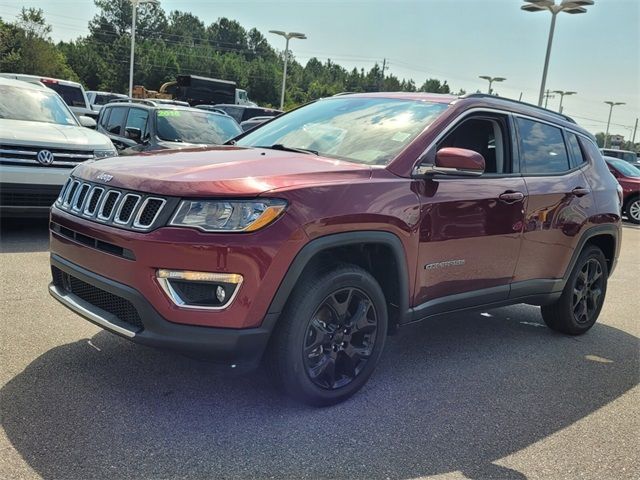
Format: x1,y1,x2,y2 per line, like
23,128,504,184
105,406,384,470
461,93,576,124
106,98,191,107
108,98,158,107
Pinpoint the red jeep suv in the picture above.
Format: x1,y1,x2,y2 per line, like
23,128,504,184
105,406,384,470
49,93,621,406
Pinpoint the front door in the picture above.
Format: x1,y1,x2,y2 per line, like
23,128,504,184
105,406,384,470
414,113,526,310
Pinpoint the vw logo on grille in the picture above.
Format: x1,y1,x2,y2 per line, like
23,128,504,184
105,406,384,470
37,150,54,166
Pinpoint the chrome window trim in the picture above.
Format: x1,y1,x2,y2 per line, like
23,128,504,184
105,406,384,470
413,107,515,173
113,193,141,225
156,276,243,311
96,190,122,221
131,197,166,230
413,107,594,175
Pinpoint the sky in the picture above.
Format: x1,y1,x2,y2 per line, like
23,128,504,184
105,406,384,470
1,0,638,137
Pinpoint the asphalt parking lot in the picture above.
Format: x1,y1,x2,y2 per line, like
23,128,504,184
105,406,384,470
0,218,638,480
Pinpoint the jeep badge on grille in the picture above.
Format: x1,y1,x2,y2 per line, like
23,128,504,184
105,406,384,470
96,173,113,183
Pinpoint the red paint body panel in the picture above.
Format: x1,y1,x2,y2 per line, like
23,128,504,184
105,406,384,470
75,146,372,197
415,176,526,302
50,206,308,329
48,93,621,342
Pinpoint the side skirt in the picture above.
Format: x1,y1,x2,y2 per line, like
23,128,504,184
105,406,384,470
403,279,563,326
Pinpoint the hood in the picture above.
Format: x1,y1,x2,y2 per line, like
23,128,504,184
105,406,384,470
0,119,113,150
73,146,373,197
618,176,640,190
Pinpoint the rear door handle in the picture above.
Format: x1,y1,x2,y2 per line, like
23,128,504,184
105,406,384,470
572,187,590,197
499,191,525,203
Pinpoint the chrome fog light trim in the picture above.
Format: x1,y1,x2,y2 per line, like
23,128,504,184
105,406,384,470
156,269,243,310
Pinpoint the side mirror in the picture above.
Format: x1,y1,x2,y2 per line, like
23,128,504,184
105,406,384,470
125,127,142,143
78,116,97,129
414,147,485,177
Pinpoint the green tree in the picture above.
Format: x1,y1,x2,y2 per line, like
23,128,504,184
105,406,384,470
419,78,450,94
0,9,77,79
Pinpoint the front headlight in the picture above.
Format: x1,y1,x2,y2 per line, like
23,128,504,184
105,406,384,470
94,149,117,159
169,199,287,232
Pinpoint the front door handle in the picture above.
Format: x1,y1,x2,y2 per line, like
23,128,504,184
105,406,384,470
499,191,525,203
572,187,590,197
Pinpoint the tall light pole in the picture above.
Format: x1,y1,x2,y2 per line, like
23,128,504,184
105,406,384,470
269,30,306,110
604,101,625,148
129,0,159,98
521,0,594,106
478,76,506,95
552,90,576,113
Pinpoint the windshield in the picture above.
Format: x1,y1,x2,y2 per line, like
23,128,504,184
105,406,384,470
237,97,448,165
607,158,640,177
0,85,78,126
156,109,242,144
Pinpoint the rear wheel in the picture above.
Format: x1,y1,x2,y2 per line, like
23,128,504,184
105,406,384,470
541,245,608,335
267,264,388,406
625,197,640,224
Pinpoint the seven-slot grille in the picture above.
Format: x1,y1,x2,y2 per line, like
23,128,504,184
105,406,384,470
0,144,94,167
55,178,167,231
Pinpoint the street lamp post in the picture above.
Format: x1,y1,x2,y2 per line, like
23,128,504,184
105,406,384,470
478,76,506,95
269,30,307,110
604,101,625,148
521,0,594,107
129,0,159,98
552,90,576,113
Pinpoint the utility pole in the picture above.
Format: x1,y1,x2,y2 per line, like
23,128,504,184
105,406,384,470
543,89,555,109
379,58,387,91
604,101,626,149
632,118,638,146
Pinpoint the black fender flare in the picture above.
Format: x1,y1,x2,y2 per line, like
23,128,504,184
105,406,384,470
562,223,620,281
266,231,411,319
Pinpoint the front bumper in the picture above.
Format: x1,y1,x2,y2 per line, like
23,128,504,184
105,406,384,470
49,254,277,368
1,166,71,214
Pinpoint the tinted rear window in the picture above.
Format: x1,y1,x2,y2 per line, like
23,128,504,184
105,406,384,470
45,83,86,108
516,118,570,174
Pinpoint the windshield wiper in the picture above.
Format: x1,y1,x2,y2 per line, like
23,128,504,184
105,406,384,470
256,144,318,155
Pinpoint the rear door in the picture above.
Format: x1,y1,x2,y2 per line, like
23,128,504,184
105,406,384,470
511,117,595,289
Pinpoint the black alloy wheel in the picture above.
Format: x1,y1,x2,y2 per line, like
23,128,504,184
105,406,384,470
572,258,604,325
541,245,608,335
303,287,378,389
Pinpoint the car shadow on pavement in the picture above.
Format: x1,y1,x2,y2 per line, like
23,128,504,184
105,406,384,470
1,305,638,480
0,217,50,253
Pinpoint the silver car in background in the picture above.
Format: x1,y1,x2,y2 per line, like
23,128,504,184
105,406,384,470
0,78,116,216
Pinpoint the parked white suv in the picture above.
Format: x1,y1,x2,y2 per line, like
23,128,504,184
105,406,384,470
0,73,99,121
86,91,129,111
0,78,117,216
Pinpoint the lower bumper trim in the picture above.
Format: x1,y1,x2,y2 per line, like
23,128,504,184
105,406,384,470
49,284,136,338
49,254,277,369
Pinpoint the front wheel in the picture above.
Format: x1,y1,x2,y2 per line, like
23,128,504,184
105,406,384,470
625,197,640,224
541,245,608,335
266,264,388,406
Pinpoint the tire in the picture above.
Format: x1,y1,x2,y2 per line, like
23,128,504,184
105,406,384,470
541,245,608,335
625,196,640,224
266,264,388,406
